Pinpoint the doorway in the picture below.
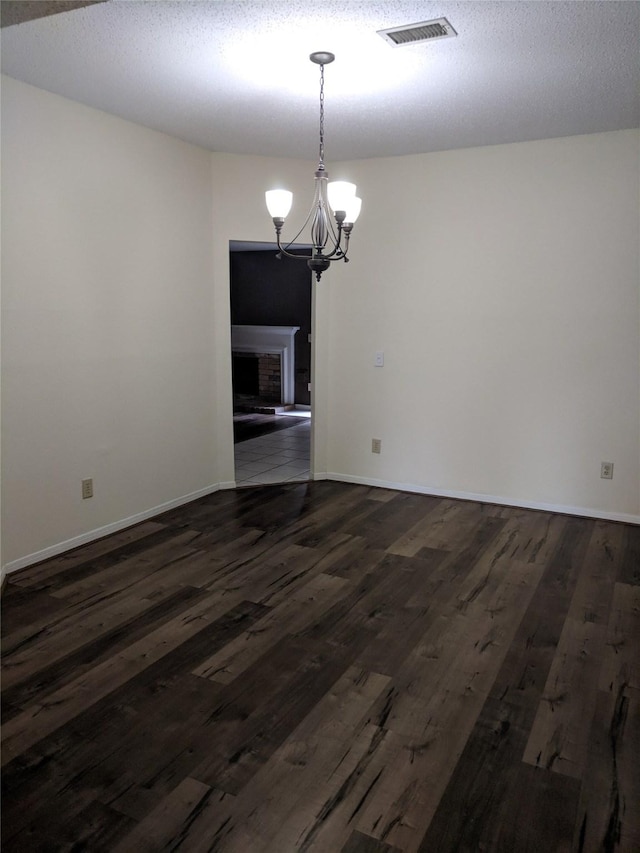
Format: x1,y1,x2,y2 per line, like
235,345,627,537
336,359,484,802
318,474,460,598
229,241,312,486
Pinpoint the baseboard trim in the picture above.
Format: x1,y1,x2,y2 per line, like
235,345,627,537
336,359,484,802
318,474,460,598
4,473,638,580
2,483,223,577
324,472,640,525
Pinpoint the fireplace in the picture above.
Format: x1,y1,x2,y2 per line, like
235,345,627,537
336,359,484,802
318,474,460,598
232,352,281,402
231,325,300,406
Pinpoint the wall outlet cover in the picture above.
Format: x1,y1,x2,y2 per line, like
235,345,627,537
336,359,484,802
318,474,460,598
600,462,614,480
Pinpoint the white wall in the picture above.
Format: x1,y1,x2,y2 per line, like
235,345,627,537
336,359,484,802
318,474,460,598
2,78,638,574
0,77,327,572
326,130,640,520
1,76,217,569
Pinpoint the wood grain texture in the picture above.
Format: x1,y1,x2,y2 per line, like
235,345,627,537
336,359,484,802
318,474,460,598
2,482,639,852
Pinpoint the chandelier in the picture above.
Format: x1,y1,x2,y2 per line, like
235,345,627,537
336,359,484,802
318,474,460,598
265,52,362,282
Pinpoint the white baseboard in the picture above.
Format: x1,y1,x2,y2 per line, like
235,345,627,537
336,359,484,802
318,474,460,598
2,483,223,577
4,473,637,581
324,472,640,525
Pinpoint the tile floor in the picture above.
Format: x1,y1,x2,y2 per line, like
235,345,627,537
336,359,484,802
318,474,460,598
234,418,311,485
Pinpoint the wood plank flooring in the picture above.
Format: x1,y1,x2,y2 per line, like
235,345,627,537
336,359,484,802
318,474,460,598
2,481,639,852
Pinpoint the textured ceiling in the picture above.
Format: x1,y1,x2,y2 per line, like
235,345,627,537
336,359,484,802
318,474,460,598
1,1,639,160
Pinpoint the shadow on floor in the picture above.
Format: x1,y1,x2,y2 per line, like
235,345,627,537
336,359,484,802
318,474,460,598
233,412,309,444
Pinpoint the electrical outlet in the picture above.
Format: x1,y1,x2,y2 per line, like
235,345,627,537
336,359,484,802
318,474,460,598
600,462,614,480
372,438,382,454
374,351,384,367
82,478,93,499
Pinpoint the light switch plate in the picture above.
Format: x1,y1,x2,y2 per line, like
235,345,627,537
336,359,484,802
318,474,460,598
375,351,384,367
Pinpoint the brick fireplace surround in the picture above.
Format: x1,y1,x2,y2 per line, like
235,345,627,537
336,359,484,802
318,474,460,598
230,325,300,406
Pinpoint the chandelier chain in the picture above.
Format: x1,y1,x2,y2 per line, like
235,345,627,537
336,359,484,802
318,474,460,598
318,63,325,166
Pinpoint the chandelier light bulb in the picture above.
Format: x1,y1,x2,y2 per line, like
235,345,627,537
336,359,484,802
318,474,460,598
265,189,293,220
344,196,362,225
327,181,357,213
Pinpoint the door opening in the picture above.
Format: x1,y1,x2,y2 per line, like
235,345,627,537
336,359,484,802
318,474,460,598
229,241,312,486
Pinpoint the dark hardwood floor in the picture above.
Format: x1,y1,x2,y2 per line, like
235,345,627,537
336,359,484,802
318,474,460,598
2,482,639,852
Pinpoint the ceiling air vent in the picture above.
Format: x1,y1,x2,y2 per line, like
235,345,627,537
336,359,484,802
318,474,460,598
378,17,457,47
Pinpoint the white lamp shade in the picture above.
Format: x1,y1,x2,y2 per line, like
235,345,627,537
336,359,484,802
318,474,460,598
266,189,293,219
344,196,362,224
327,181,356,213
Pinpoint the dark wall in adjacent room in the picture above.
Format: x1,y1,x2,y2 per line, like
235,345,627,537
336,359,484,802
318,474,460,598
230,250,312,405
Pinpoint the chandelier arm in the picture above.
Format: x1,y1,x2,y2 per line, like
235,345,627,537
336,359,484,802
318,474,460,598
317,231,344,260
318,216,348,260
276,223,347,264
274,198,350,261
330,217,347,256
276,240,313,261
309,208,349,261
279,186,334,255
276,202,320,257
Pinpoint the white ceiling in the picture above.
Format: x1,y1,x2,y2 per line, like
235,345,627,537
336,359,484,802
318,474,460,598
2,1,639,161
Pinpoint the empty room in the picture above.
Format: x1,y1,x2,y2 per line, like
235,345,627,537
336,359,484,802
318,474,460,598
1,1,639,851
